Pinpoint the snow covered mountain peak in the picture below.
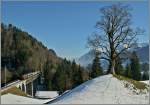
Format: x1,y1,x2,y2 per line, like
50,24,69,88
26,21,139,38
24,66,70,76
77,43,149,69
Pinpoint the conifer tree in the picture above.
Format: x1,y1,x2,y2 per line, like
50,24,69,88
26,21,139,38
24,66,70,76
71,60,79,88
72,65,83,88
90,51,103,78
125,64,132,78
130,51,141,80
142,71,149,80
115,56,124,75
52,64,66,94
78,65,83,83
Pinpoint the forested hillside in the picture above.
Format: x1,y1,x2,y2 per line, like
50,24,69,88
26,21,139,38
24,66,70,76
1,23,89,91
1,23,60,82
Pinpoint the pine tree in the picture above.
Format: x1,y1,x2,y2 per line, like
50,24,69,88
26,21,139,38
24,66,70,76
78,65,83,83
52,58,88,93
43,59,53,90
52,64,66,94
73,65,83,87
90,51,103,78
142,71,149,80
141,63,149,80
71,60,81,88
125,64,132,78
130,51,141,81
115,56,124,75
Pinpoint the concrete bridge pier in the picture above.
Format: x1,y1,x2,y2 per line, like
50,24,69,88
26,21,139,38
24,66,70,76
22,81,27,94
12,71,41,97
31,82,34,97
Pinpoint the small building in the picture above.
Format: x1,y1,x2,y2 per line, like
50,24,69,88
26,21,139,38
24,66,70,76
35,91,59,99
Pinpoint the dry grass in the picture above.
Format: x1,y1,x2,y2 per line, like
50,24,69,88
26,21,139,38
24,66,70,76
1,86,27,96
113,74,148,90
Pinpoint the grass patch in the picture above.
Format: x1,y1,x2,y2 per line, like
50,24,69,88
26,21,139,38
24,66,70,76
113,74,148,90
1,86,27,96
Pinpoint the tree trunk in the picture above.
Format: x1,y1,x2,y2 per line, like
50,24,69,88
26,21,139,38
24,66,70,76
111,59,115,75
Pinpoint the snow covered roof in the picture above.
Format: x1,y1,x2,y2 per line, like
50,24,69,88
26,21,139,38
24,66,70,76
49,75,149,104
35,91,59,99
1,93,53,104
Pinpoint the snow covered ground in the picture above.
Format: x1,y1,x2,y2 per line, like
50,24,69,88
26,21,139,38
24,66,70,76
49,74,149,104
35,91,59,99
1,93,54,104
140,80,149,85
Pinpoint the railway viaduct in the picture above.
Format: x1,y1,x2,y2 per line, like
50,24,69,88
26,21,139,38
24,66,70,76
1,71,41,97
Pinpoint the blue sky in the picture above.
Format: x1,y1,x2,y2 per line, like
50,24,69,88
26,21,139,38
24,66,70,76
2,1,149,59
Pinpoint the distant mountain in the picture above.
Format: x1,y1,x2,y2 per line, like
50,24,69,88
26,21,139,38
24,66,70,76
77,50,95,67
77,43,149,70
76,50,108,70
136,45,149,63
138,43,149,48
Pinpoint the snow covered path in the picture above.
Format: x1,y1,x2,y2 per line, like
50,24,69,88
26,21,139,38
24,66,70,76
49,75,149,104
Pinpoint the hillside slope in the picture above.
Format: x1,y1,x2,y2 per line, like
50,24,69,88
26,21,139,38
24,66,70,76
50,74,149,104
1,23,60,84
1,23,89,91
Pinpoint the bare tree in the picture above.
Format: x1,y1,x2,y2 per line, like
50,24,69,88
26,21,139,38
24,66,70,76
87,3,143,75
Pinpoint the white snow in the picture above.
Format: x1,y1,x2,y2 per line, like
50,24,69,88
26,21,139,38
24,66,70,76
49,74,149,104
140,80,149,85
1,93,54,104
35,91,59,99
